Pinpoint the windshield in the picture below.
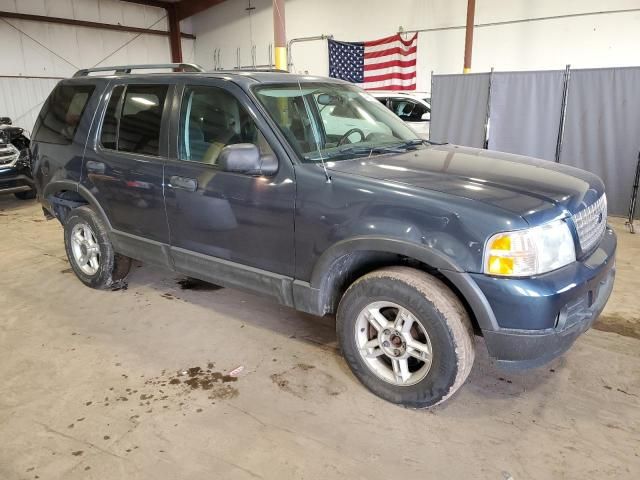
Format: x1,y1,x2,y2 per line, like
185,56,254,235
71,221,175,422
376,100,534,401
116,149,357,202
253,82,424,163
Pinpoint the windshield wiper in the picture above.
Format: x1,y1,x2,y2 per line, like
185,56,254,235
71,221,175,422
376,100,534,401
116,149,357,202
305,145,401,162
303,139,433,162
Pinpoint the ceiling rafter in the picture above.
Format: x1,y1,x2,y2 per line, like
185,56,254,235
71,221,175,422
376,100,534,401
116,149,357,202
0,10,195,39
119,0,229,20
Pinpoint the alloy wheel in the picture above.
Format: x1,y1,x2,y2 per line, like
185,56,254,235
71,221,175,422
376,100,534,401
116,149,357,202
70,223,101,276
355,301,433,386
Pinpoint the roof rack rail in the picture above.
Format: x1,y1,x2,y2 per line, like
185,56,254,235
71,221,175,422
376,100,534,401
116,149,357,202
73,63,204,77
212,68,289,73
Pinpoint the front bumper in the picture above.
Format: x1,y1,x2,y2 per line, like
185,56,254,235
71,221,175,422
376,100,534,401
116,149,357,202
0,168,34,195
471,226,617,369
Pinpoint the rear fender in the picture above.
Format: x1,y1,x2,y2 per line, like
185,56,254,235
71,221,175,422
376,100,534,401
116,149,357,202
43,180,111,229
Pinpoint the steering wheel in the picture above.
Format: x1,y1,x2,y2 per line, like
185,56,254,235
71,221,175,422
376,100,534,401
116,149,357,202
337,128,366,146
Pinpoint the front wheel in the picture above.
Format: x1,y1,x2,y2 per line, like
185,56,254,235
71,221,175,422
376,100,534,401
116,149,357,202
337,267,475,408
63,206,131,289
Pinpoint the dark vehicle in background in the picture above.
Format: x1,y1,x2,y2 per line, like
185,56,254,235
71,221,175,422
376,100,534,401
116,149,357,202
31,64,616,408
0,117,35,199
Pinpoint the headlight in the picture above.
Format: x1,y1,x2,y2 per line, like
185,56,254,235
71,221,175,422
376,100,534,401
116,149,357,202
484,219,576,277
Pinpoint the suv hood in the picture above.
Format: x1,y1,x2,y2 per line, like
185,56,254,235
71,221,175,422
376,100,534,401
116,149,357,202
326,144,604,225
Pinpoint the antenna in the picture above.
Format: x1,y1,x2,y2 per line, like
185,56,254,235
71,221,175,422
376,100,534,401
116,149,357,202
297,79,331,183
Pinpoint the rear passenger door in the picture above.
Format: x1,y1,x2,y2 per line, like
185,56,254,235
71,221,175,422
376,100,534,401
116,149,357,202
82,81,171,259
163,80,296,282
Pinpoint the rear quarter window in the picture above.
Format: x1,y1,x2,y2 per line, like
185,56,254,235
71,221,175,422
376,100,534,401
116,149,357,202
33,84,95,145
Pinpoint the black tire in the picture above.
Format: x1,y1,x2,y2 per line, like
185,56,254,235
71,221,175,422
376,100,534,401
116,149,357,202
14,189,36,200
63,206,131,289
337,266,475,408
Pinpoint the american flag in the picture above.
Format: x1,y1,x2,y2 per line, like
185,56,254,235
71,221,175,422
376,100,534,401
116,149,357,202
328,33,418,91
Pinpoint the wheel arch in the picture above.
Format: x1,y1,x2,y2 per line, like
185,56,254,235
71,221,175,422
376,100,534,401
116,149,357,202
43,180,111,229
307,236,497,333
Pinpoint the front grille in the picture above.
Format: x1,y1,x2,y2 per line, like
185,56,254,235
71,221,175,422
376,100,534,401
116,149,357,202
572,194,607,253
0,144,19,166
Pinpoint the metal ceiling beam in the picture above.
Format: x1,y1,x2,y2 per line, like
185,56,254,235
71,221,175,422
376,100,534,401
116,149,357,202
175,0,228,20
120,0,228,20
0,10,195,39
118,0,172,9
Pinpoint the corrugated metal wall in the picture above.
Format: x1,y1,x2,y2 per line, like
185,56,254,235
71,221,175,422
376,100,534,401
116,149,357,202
0,0,195,131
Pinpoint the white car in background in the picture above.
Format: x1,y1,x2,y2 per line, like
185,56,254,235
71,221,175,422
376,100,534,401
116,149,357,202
371,91,431,138
317,96,393,139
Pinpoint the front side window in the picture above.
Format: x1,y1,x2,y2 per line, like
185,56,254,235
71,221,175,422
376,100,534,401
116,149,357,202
33,84,95,144
99,84,168,156
179,85,273,165
253,83,421,162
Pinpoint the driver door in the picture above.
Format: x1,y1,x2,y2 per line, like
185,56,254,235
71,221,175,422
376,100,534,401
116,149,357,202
163,81,296,288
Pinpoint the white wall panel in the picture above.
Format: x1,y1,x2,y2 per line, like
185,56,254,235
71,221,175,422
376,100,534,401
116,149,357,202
15,0,47,16
70,0,101,22
46,0,74,18
193,0,640,93
0,0,195,130
0,0,177,78
0,0,16,12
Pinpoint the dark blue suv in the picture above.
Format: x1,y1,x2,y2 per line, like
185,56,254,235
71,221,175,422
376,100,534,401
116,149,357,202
31,64,616,407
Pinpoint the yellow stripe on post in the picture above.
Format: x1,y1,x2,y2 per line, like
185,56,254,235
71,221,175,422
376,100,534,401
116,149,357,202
275,46,287,71
273,0,287,71
463,67,471,74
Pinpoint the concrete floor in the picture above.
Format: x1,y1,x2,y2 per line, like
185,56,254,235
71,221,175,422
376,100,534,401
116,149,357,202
1,196,639,480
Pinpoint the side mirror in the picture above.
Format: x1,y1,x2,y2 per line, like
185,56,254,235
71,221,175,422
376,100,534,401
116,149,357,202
218,143,278,176
421,112,430,121
317,94,339,106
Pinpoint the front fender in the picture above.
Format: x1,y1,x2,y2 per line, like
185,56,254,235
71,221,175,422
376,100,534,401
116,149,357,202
296,235,498,332
294,236,462,317
309,235,463,289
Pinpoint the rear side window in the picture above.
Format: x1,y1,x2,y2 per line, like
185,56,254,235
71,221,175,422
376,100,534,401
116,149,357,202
33,84,95,144
100,86,124,150
100,84,168,157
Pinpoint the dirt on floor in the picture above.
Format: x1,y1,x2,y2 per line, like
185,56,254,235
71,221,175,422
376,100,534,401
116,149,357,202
1,197,639,480
593,313,640,340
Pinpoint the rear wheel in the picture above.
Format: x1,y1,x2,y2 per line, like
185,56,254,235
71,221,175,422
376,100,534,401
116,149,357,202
63,206,131,289
14,189,36,200
337,266,475,408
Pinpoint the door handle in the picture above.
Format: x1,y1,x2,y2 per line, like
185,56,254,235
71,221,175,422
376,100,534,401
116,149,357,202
169,175,197,192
